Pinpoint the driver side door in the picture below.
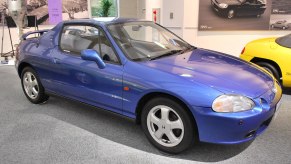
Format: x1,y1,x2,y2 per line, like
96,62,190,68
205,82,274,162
50,23,123,113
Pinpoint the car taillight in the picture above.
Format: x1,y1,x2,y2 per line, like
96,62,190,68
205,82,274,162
241,47,245,54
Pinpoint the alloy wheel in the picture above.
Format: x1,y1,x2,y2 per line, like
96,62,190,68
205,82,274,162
147,105,184,147
23,72,39,99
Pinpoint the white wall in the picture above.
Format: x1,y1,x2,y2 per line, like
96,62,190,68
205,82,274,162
162,0,184,37
145,0,163,24
119,0,138,18
137,0,146,19
144,0,290,57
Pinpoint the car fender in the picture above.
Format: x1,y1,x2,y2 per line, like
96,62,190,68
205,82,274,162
122,61,223,118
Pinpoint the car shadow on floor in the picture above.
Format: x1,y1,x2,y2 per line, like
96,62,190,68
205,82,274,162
31,96,252,162
283,88,291,95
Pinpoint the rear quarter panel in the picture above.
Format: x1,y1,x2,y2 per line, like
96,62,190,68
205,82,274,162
17,30,57,90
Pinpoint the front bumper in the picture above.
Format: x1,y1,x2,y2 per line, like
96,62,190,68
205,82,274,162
211,1,228,15
191,82,282,144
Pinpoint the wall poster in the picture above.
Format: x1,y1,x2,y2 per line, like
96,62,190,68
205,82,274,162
198,0,291,31
27,0,89,25
0,0,120,26
270,0,291,30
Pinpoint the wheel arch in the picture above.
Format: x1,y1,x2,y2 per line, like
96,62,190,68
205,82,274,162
18,62,34,77
135,91,199,140
250,57,282,80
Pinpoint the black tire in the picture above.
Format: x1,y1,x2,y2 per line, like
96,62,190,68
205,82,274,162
271,24,274,28
282,26,286,30
255,62,280,82
21,67,49,104
141,97,195,154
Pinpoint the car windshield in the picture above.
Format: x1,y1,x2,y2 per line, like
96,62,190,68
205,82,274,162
107,21,192,61
275,34,291,48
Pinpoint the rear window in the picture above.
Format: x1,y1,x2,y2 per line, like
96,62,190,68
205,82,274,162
275,34,291,48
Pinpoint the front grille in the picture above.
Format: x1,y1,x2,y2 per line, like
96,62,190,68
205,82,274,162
244,114,274,139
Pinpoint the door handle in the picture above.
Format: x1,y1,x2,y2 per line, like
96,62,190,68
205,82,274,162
52,58,61,64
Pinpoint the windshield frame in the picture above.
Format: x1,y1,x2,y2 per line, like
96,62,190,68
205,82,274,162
106,21,194,62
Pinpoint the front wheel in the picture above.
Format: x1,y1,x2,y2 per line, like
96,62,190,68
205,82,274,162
21,67,49,104
141,97,195,154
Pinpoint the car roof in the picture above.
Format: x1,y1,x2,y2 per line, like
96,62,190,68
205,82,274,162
277,20,286,23
62,17,150,25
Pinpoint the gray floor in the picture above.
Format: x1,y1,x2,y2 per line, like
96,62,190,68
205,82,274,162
0,65,291,164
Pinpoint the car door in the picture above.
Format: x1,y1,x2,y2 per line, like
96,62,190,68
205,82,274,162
49,24,123,113
239,1,255,16
276,22,283,28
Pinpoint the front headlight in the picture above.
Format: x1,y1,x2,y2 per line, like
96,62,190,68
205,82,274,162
218,3,228,8
212,95,255,113
258,0,266,5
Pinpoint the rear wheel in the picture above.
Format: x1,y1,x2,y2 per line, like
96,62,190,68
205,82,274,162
282,26,286,30
227,10,235,19
141,97,195,154
255,62,280,82
21,67,49,104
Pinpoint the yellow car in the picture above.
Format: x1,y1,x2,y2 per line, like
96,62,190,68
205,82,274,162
240,34,291,87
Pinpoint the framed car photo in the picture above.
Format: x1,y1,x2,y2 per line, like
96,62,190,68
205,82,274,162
270,0,291,30
198,0,272,31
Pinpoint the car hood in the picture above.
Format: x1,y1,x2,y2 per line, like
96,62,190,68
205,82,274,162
247,37,280,49
249,37,276,44
215,0,240,5
141,48,274,98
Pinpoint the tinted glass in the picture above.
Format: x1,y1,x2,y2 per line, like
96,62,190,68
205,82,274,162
276,34,291,48
107,22,191,61
60,25,119,63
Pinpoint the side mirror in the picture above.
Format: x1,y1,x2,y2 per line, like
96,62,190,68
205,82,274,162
81,49,106,69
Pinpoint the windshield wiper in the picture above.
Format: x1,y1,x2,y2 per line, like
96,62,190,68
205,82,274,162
149,50,182,61
180,46,196,54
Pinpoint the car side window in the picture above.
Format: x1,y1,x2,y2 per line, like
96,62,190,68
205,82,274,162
97,30,119,64
60,25,119,64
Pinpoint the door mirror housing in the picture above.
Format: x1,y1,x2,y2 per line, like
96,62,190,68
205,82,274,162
81,49,106,69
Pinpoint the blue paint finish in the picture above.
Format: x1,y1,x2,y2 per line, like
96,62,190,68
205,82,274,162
15,18,282,144
81,49,106,69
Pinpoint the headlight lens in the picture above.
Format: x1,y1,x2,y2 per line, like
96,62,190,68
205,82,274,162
219,3,228,8
258,0,266,5
212,95,255,112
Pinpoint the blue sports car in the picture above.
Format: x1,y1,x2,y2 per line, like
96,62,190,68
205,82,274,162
15,18,282,153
